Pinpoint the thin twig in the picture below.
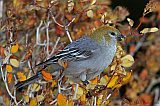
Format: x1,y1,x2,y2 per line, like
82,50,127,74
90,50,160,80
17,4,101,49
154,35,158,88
0,0,3,18
66,17,76,27
50,99,57,105
146,78,160,93
50,12,64,28
50,11,75,42
48,37,60,57
130,35,146,56
45,21,50,57
36,21,46,46
65,26,73,42
94,96,97,106
0,65,19,105
25,33,29,47
73,83,79,100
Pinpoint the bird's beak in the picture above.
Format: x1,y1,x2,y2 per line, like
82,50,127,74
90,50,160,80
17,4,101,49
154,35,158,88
117,34,125,41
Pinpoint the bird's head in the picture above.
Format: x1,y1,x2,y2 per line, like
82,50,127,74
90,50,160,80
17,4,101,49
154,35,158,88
90,26,125,45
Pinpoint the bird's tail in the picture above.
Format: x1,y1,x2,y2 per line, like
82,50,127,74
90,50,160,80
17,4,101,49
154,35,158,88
15,71,42,90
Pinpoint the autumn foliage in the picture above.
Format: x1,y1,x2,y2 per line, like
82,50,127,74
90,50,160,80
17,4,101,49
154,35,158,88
0,0,160,105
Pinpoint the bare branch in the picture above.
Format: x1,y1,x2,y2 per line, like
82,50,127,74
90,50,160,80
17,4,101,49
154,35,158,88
36,20,46,46
0,0,3,18
48,37,60,58
130,35,146,56
50,11,75,42
45,21,51,57
0,65,20,105
65,26,73,42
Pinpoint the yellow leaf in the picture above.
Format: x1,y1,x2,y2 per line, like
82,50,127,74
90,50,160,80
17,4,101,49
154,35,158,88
73,86,83,96
68,0,74,12
140,27,159,34
41,70,53,81
99,76,108,85
107,76,118,88
36,95,44,102
127,18,134,26
13,0,21,7
29,97,37,106
57,93,67,106
121,55,134,67
113,84,122,89
11,43,19,53
91,0,96,5
10,58,20,67
110,64,116,71
122,70,132,84
24,95,29,103
51,80,57,87
32,83,41,92
6,64,12,72
87,10,94,18
7,73,13,84
17,72,26,81
103,100,110,105
97,95,103,105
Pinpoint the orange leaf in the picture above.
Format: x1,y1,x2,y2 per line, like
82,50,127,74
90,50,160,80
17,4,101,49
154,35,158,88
90,76,98,84
29,97,37,106
57,93,67,106
68,99,73,106
6,64,13,72
139,94,152,105
7,73,13,84
17,72,27,81
80,94,86,105
140,69,148,80
129,45,136,54
11,43,19,53
41,70,53,81
55,25,64,35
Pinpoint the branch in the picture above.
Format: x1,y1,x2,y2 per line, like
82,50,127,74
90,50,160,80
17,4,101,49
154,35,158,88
44,21,50,57
36,20,46,46
48,37,60,58
130,35,146,56
50,10,75,43
0,64,20,105
0,0,3,18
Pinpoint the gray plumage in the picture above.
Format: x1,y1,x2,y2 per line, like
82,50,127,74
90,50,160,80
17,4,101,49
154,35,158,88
15,26,124,89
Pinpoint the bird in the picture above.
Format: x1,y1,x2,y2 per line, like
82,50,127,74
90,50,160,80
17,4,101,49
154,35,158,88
15,25,125,90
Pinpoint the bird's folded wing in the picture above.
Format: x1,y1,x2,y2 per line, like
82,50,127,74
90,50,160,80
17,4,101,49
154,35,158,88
36,36,100,66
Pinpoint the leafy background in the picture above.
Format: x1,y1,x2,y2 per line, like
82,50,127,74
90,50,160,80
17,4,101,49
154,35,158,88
0,0,160,105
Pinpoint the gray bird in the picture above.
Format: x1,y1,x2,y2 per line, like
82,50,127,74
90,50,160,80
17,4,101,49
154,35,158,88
15,26,124,89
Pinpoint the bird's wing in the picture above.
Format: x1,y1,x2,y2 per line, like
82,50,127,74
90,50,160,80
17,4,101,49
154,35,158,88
36,36,100,66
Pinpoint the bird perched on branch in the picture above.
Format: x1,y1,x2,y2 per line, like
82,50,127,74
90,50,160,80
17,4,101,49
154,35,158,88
15,25,125,89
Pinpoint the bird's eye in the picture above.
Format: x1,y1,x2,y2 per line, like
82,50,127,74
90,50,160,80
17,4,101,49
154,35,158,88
110,32,116,36
108,31,116,37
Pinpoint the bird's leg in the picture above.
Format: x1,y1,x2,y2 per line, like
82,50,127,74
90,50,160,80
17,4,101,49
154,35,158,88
73,83,79,100
82,80,89,86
